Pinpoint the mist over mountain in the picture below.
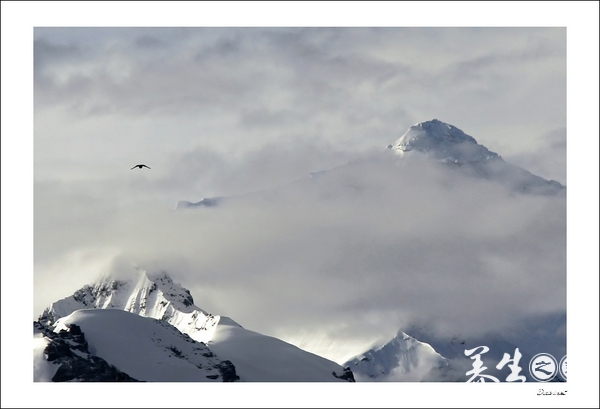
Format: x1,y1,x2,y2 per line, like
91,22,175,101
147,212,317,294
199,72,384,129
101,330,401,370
33,119,566,382
172,119,566,367
344,311,566,382
388,119,565,195
179,119,564,210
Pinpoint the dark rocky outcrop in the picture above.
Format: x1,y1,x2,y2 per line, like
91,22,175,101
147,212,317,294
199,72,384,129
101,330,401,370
333,366,356,382
35,321,138,382
215,360,240,382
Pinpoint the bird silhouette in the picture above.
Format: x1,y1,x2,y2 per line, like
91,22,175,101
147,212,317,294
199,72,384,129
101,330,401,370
131,164,151,170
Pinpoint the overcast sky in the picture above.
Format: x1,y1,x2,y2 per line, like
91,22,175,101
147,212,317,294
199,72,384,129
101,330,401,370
2,2,600,406
32,21,571,358
33,25,568,185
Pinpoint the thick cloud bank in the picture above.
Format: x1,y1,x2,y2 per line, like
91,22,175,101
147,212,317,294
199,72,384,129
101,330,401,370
35,150,565,363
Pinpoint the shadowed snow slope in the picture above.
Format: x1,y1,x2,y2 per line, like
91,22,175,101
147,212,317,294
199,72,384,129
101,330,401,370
34,309,237,382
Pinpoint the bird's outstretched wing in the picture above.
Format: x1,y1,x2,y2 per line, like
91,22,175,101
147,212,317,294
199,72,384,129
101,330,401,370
142,164,151,169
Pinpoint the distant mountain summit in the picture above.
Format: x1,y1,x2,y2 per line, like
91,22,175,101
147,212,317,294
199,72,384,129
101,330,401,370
389,119,500,163
387,119,565,196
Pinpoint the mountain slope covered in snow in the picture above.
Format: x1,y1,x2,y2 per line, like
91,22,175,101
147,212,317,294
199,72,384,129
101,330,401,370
34,309,238,382
36,268,354,382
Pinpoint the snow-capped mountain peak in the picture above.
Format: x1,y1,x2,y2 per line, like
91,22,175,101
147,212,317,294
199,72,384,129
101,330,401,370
390,119,500,163
38,266,232,344
384,119,566,196
36,267,355,382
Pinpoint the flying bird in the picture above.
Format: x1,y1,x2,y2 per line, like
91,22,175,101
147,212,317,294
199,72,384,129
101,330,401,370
131,164,151,170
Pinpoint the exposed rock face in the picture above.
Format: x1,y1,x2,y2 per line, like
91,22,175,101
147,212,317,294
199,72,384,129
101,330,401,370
215,360,241,382
35,322,138,382
176,197,223,209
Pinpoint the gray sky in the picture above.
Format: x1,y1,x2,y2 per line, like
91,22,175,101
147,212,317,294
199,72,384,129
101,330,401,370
2,2,599,405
